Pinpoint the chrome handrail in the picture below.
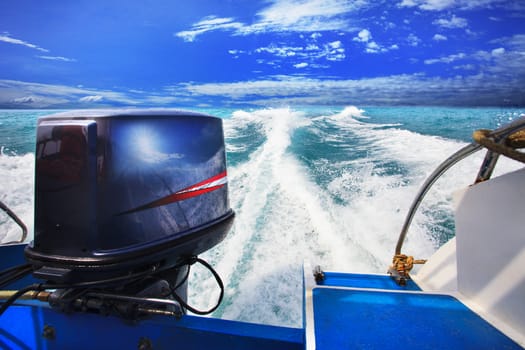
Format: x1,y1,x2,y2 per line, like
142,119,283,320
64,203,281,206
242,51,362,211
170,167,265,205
394,143,481,255
395,116,525,256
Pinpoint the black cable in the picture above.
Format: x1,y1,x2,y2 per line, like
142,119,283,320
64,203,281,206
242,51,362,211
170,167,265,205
0,265,158,317
170,257,224,316
0,264,33,289
0,263,31,280
172,264,191,291
0,284,43,316
0,259,224,317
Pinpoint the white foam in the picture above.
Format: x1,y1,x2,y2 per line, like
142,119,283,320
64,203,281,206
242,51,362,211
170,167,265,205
189,108,316,324
189,107,523,327
0,153,34,243
193,108,426,325
320,110,523,265
333,105,367,120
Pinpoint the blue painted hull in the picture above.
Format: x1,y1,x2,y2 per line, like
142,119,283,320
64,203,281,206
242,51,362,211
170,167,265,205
1,304,303,350
1,244,522,349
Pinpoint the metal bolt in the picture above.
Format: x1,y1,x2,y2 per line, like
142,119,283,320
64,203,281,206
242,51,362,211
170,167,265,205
138,337,153,350
42,325,56,340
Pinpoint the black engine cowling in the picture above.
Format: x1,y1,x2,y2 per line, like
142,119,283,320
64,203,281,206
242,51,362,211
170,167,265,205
25,110,234,285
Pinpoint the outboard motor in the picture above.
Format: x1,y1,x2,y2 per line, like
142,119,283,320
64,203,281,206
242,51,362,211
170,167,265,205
24,110,234,318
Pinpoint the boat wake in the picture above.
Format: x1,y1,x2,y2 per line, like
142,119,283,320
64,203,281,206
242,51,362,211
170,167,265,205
0,106,522,328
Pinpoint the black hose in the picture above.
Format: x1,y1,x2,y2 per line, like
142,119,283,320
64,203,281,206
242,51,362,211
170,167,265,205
0,284,43,316
170,257,224,316
172,264,191,292
0,263,32,280
0,264,33,289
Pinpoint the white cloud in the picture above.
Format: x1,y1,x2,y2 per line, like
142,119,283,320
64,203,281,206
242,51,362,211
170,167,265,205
0,33,49,52
294,62,309,68
398,0,419,7
365,42,381,53
0,80,141,108
398,0,511,11
353,29,394,54
79,95,103,103
175,0,367,41
255,45,302,57
37,55,76,62
470,49,506,61
306,43,320,51
491,47,505,56
425,47,510,67
399,0,458,10
12,96,42,104
328,41,342,49
170,73,525,106
175,16,244,42
407,33,421,47
199,16,237,27
433,15,468,28
425,52,466,64
251,0,363,33
433,34,448,41
354,29,372,43
242,39,346,66
325,41,346,60
491,34,525,50
453,64,476,71
2,66,524,109
1,33,76,63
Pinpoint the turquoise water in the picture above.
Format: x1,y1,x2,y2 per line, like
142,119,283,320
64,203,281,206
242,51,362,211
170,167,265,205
0,106,523,327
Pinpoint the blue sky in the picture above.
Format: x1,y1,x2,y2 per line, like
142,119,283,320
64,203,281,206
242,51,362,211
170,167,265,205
0,0,524,108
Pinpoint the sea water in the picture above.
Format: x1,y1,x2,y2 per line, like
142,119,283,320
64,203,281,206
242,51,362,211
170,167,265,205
0,106,523,327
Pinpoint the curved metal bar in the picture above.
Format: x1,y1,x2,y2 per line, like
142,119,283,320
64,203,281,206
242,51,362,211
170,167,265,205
475,149,500,184
395,143,482,255
395,115,525,256
491,116,525,139
0,200,28,244
475,116,525,182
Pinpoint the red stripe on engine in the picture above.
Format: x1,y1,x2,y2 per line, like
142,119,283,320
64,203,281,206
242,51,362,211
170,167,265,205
117,171,227,216
179,171,227,192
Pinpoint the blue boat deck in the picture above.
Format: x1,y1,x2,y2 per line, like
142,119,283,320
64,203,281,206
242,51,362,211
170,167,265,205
308,272,522,349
